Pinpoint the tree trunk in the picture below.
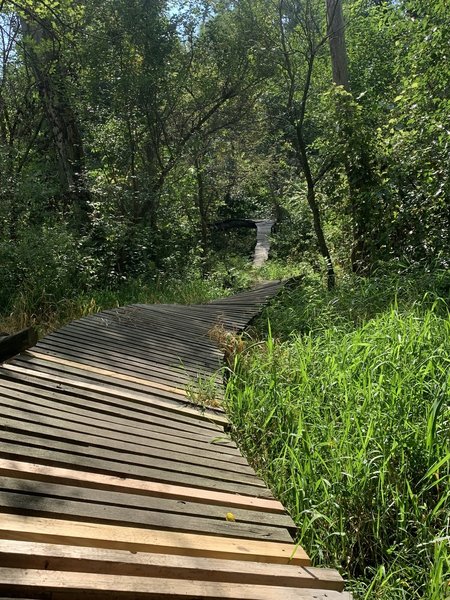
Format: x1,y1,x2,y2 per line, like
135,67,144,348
195,156,209,261
21,18,90,225
296,126,336,290
326,0,350,91
327,0,372,274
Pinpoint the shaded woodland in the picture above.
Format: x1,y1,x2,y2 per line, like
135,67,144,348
0,0,448,322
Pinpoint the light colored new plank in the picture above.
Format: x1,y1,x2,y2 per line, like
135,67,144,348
0,460,284,513
26,351,189,397
0,568,347,599
0,515,309,565
1,364,227,427
0,540,344,590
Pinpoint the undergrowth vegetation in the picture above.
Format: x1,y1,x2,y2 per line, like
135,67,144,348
0,228,260,336
225,269,450,599
0,265,255,338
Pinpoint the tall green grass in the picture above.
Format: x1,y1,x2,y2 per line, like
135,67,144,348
225,272,450,599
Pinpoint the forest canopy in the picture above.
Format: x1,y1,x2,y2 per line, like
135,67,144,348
0,0,449,314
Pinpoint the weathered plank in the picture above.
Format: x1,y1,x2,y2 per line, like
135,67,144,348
0,378,237,450
25,351,191,398
0,514,309,565
38,329,222,370
0,568,349,599
0,364,228,427
0,431,265,490
0,439,272,497
0,477,293,529
0,540,344,590
0,490,292,542
0,412,252,474
0,398,241,464
37,325,222,384
0,328,38,363
0,461,285,513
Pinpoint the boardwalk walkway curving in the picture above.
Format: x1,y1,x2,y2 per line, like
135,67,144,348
0,281,351,599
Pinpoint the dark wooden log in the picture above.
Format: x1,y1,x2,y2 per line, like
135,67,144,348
0,328,38,363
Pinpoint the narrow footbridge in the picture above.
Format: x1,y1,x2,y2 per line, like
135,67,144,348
0,282,350,599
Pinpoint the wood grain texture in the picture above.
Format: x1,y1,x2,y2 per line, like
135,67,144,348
0,568,349,599
0,461,285,513
25,351,190,397
0,514,309,565
1,363,228,427
0,540,343,590
0,328,38,363
0,490,292,542
0,437,270,497
0,476,293,529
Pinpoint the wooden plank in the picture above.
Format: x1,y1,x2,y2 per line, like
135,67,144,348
35,334,201,386
0,461,285,513
0,328,38,363
0,377,237,451
0,377,228,444
50,317,223,362
17,349,219,391
92,309,224,342
0,540,344,590
13,353,223,414
0,569,349,599
120,305,226,327
1,364,228,427
149,305,251,323
36,326,218,385
0,515,309,565
28,340,224,405
25,351,190,398
66,315,225,356
0,411,252,474
40,327,222,369
0,396,242,465
0,477,294,529
0,490,292,543
0,431,265,490
0,439,272,497
1,412,254,477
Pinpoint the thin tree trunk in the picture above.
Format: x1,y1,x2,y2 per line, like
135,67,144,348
327,0,371,274
296,126,336,290
194,156,209,268
21,18,90,224
278,2,336,289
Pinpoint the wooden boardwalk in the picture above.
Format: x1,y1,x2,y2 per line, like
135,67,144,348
0,282,351,599
252,220,275,267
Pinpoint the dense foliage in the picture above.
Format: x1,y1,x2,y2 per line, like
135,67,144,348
226,269,450,599
0,0,449,326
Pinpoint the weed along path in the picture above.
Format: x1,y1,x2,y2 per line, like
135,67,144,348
0,280,352,598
